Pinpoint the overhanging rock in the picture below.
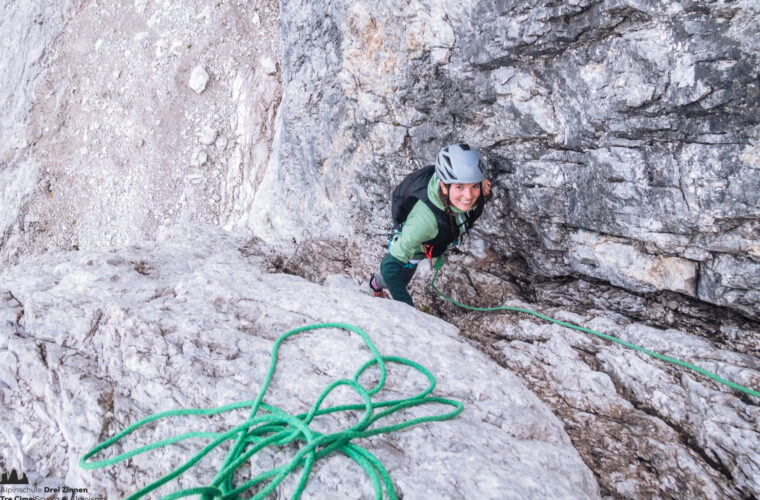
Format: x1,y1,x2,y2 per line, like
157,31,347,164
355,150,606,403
568,229,698,296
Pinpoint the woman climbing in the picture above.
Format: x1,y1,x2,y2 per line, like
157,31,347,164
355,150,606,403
369,143,492,306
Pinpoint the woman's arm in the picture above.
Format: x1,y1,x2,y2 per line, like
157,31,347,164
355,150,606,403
382,201,438,307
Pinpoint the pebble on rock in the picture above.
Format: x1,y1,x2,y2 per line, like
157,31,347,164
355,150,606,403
189,65,210,94
192,150,208,167
260,57,277,75
199,127,217,145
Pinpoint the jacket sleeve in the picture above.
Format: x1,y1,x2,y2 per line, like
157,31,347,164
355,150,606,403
380,254,414,307
388,201,438,263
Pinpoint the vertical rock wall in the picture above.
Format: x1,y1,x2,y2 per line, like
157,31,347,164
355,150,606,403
261,0,760,319
2,1,757,318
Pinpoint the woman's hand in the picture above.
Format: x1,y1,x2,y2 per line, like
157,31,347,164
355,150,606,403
482,179,492,197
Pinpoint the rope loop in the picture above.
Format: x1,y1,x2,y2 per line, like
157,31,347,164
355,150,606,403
80,322,464,499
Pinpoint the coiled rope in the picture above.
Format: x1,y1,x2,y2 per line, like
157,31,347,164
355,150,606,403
431,256,760,399
80,322,464,499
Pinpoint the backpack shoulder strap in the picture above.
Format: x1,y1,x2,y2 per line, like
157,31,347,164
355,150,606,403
391,165,437,229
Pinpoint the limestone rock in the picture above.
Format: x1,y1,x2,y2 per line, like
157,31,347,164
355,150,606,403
198,127,217,145
260,0,760,319
189,65,210,94
260,56,277,75
3,0,758,318
477,304,760,498
0,1,281,262
1,1,760,496
0,225,599,499
568,229,698,296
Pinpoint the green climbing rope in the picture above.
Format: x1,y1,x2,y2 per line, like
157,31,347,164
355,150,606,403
431,256,760,399
80,322,464,499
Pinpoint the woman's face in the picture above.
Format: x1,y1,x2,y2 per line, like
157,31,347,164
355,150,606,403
441,181,481,211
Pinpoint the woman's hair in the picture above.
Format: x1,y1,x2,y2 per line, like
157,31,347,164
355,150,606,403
438,187,460,242
439,185,484,243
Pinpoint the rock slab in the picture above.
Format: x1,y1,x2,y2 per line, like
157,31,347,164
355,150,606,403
0,225,599,499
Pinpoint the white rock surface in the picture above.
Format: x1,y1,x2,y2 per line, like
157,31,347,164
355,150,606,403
198,127,217,146
189,65,210,94
191,149,208,167
568,229,698,296
0,1,281,265
0,225,599,499
260,56,277,75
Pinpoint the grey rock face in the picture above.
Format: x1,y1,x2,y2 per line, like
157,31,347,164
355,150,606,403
424,252,760,498
263,0,760,319
2,1,756,315
2,1,759,498
462,307,760,498
0,225,599,499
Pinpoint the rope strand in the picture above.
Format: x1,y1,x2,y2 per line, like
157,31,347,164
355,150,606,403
431,256,760,399
80,323,464,499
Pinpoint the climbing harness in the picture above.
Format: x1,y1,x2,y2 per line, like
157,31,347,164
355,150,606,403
423,244,434,260
431,256,760,399
80,323,463,499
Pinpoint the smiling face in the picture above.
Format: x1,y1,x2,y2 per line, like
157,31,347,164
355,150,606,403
441,181,481,211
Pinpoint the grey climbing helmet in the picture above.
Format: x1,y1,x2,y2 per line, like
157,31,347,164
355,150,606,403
434,143,485,184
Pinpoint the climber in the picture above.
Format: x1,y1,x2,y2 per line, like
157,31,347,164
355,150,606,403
369,143,492,306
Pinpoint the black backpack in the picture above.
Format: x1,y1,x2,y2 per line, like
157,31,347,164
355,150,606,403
391,165,437,230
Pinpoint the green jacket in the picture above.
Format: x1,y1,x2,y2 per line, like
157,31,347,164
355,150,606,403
381,172,475,306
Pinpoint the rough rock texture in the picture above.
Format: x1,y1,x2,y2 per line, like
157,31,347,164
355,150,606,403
2,1,760,498
421,252,760,498
228,0,760,317
1,0,280,262
443,300,760,498
2,0,758,319
0,225,599,499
